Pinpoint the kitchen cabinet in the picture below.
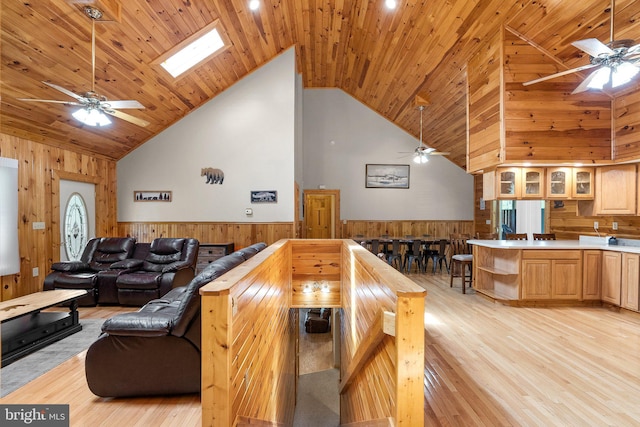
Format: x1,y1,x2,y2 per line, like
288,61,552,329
496,167,520,199
572,168,594,199
521,168,545,199
582,250,601,300
601,251,622,305
595,164,637,215
521,250,581,300
546,167,572,199
492,167,545,199
621,253,640,311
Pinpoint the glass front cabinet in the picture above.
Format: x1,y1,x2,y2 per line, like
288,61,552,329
521,168,545,199
572,168,593,199
546,167,572,199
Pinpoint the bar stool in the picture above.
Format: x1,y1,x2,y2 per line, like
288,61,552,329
449,233,473,293
533,233,556,240
505,233,528,240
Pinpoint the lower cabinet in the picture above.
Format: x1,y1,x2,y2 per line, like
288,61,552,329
582,250,602,300
521,251,581,300
621,253,640,311
601,251,622,305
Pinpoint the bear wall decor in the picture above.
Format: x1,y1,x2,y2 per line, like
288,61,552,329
201,167,224,184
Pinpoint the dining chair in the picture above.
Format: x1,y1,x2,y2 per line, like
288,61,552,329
386,239,403,270
424,239,449,273
533,233,556,240
370,239,385,259
449,233,473,293
475,232,499,240
505,233,528,240
403,239,424,273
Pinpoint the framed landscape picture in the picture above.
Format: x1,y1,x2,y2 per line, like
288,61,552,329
365,164,410,189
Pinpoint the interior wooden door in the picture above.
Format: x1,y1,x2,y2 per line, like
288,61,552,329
304,194,334,238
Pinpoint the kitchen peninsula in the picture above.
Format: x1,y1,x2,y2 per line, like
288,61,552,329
470,237,640,312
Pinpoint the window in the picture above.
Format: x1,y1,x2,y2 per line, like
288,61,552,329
156,20,229,78
64,193,89,261
0,157,19,275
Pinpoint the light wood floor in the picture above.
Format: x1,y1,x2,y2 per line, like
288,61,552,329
4,276,640,426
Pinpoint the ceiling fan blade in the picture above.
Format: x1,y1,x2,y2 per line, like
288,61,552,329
571,38,614,57
103,100,145,109
17,98,83,106
42,81,86,102
428,152,450,156
103,109,150,127
522,63,598,86
571,67,606,94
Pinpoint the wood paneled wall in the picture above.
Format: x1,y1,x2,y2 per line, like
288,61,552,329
475,174,493,235
467,27,503,173
117,222,295,248
200,240,296,426
0,133,117,301
502,28,612,163
549,200,640,240
340,241,425,425
341,220,473,240
615,90,640,162
291,240,341,308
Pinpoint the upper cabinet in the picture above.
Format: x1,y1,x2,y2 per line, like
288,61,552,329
547,167,571,199
595,164,637,215
521,168,545,199
572,168,594,199
485,166,593,201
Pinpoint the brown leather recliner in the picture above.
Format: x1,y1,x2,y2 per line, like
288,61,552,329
43,237,137,306
85,242,267,397
114,238,200,306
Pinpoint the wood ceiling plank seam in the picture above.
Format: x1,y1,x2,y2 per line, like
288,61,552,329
119,5,179,57
209,0,260,73
330,0,355,88
324,0,344,85
294,0,313,86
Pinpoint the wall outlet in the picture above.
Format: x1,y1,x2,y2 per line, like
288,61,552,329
613,222,618,230
32,222,45,230
594,221,599,230
485,219,491,225
32,267,39,277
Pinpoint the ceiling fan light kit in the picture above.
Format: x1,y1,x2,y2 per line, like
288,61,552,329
523,0,640,93
72,108,111,127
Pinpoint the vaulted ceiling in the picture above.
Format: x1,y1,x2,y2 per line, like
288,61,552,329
2,0,640,169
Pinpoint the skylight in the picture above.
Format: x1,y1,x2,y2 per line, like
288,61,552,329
160,28,226,78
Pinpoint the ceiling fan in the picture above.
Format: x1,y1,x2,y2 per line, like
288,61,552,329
18,6,149,128
523,0,640,94
399,105,450,164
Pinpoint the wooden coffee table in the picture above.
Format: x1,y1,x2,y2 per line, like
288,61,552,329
1,289,87,366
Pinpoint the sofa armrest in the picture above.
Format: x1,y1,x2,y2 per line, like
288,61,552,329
161,260,193,273
101,312,175,337
50,261,90,272
110,259,144,269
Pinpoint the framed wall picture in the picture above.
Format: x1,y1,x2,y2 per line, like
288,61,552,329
251,190,278,203
365,164,410,189
133,191,172,202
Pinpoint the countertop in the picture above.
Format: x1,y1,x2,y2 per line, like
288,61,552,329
468,237,640,254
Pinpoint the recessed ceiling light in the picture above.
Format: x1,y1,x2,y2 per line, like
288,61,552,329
385,0,397,9
249,0,260,11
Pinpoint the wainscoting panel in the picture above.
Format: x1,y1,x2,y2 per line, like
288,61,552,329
117,222,295,249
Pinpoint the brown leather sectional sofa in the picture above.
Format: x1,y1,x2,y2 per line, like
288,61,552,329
84,242,267,397
43,237,200,306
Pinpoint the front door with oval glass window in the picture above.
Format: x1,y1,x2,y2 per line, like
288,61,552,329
64,193,89,261
60,180,96,262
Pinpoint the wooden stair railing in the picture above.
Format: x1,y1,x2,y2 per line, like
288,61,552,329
340,310,395,394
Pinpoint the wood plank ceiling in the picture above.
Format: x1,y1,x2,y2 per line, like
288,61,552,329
2,0,640,169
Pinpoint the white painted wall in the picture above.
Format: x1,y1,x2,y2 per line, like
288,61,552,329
118,48,296,222
302,89,474,220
